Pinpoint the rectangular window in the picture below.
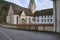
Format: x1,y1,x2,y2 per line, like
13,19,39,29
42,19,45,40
51,15,52,17
32,18,35,21
50,19,52,22
47,15,49,18
45,16,46,18
16,16,18,24
37,16,39,22
42,16,43,18
44,19,46,22
49,15,52,18
47,19,49,22
37,18,39,22
42,19,43,22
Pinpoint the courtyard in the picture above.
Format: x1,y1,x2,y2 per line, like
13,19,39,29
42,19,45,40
0,27,60,40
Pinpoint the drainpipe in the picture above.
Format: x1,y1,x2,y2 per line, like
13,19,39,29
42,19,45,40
54,0,57,32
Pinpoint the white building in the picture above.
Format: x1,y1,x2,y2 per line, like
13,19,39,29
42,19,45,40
6,0,55,31
52,0,60,32
6,0,53,25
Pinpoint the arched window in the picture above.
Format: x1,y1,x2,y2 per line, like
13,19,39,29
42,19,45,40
16,16,18,24
22,18,25,22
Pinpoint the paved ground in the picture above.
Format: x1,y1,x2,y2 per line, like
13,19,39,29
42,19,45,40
0,32,9,40
0,27,60,40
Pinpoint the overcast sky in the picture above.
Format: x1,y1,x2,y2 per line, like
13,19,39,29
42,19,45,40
5,0,53,10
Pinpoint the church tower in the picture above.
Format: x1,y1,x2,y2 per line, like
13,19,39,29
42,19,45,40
28,0,36,14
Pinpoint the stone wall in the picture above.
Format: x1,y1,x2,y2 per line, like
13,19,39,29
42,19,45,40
0,24,54,32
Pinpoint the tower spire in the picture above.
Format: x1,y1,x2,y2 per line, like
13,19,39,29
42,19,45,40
28,0,36,14
30,0,35,4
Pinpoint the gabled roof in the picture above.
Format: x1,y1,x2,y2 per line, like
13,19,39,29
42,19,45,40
6,1,53,16
10,4,33,16
0,1,53,17
34,8,53,16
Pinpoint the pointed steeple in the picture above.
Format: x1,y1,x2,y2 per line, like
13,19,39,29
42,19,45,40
30,0,35,4
28,0,36,14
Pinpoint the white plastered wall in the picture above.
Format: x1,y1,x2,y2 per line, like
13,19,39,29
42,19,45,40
6,5,14,24
54,0,60,32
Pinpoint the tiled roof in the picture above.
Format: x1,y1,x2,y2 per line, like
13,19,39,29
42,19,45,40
8,2,53,16
34,8,53,16
10,4,33,16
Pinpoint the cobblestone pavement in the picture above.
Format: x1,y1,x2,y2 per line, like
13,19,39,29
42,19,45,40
0,27,60,40
0,32,9,40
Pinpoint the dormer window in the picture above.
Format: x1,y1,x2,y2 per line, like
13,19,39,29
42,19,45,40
41,16,43,18
44,16,46,18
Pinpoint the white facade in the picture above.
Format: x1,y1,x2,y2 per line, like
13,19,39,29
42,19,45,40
6,5,14,24
6,5,53,24
6,0,54,25
6,7,33,24
32,15,53,24
53,0,60,32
